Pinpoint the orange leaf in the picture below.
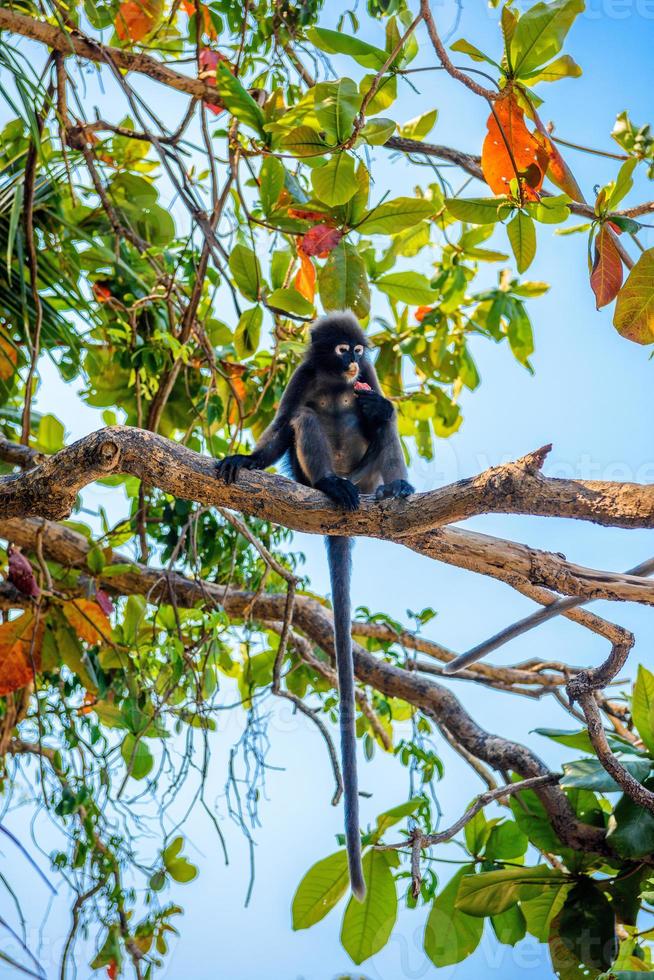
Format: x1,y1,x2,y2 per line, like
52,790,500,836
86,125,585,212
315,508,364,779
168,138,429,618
92,282,113,304
590,225,623,309
220,360,248,424
0,326,18,383
181,0,217,38
62,599,111,645
288,208,331,222
115,0,162,43
481,91,546,201
533,131,584,202
294,253,316,303
0,613,43,696
415,306,433,322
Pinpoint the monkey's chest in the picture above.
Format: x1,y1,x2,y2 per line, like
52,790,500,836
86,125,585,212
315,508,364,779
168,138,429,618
308,391,369,477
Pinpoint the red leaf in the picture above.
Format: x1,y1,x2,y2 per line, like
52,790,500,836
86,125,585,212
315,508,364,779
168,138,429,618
0,613,43,696
482,91,546,201
7,545,40,598
198,48,230,114
95,589,114,617
590,225,624,309
107,963,118,980
300,224,343,258
294,252,316,302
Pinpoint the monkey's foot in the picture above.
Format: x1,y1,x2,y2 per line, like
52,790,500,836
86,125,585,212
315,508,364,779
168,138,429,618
215,454,258,484
375,479,414,500
315,476,360,511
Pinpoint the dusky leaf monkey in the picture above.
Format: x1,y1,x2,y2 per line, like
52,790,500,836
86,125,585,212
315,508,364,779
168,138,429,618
216,312,413,900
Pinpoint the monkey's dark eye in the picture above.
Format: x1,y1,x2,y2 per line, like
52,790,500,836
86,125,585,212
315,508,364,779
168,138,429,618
353,345,364,357
335,343,350,356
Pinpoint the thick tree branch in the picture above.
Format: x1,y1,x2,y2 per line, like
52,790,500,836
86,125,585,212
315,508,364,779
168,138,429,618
2,429,653,610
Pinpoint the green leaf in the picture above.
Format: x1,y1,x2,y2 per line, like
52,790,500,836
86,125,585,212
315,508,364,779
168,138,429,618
229,244,262,302
399,109,438,141
491,904,526,946
359,73,397,116
280,126,328,158
311,154,359,207
307,28,387,69
266,288,313,317
86,545,105,575
509,0,585,78
445,197,505,224
292,850,349,929
373,797,422,839
558,880,617,971
484,820,528,862
463,808,492,856
450,38,500,66
506,299,534,370
234,307,263,357
632,665,654,754
120,734,154,781
521,884,571,941
528,197,571,224
38,414,65,453
424,867,484,967
314,78,360,144
606,157,638,210
340,850,398,964
523,54,582,83
6,182,22,280
357,198,434,236
507,212,537,273
614,247,654,345
361,117,396,145
607,785,654,858
456,866,565,917
259,157,285,214
214,64,265,135
162,836,198,883
561,756,651,792
549,910,602,980
318,242,370,319
376,271,436,305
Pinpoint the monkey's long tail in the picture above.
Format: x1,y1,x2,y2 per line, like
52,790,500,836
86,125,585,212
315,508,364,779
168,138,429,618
325,534,366,902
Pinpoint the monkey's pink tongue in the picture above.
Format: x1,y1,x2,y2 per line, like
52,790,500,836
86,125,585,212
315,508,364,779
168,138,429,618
354,381,371,392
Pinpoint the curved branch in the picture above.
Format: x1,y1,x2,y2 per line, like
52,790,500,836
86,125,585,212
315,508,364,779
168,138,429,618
0,515,616,855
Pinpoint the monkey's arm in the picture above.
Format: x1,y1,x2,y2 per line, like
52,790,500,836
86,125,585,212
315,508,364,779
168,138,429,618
355,361,394,430
216,363,312,484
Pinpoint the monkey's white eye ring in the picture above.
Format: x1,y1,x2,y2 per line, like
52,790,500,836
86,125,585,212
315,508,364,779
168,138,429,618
335,343,350,356
353,345,364,356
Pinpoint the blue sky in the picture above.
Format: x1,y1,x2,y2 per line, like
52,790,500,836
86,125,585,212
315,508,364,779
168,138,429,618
1,1,654,977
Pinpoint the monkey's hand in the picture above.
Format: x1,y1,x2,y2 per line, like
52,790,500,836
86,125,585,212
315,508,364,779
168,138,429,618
216,454,260,484
356,390,393,425
375,479,414,501
315,475,360,511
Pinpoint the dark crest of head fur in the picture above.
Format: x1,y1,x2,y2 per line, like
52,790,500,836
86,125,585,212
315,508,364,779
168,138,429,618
309,313,369,355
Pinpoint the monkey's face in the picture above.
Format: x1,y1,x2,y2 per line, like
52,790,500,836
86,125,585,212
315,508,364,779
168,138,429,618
333,341,365,382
